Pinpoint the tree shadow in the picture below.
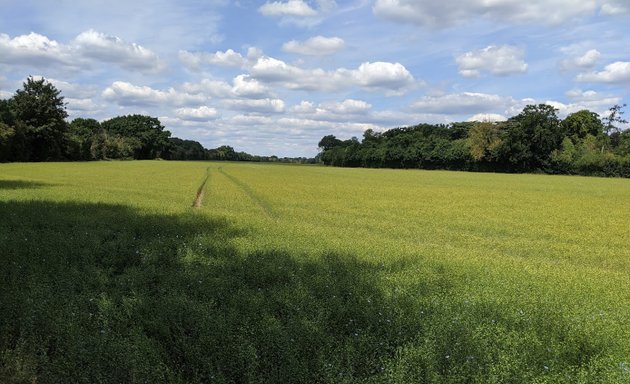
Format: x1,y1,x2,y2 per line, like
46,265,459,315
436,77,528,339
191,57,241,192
0,180,53,190
0,200,419,383
0,200,622,383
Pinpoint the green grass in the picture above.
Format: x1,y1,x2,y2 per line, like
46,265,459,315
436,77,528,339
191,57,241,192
1,161,629,383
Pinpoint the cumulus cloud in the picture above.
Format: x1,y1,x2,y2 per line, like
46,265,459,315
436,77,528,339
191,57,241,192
456,45,528,77
560,89,622,114
250,56,415,93
467,113,507,122
411,92,511,114
231,75,272,99
73,30,164,72
33,77,98,99
175,106,219,121
289,99,372,122
181,79,233,98
0,32,72,67
373,0,599,28
178,49,247,71
65,97,100,112
224,98,286,113
102,81,205,107
0,30,163,72
560,49,601,70
282,36,345,56
259,0,318,17
258,0,337,26
323,99,371,114
577,61,630,83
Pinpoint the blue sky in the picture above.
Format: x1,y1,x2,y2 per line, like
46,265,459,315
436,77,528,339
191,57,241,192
1,0,629,156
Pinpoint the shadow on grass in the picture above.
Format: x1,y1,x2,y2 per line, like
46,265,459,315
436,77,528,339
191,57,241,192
0,201,624,383
0,200,421,383
0,180,53,190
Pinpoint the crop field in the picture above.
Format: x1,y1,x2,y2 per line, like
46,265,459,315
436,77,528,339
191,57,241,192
1,161,630,383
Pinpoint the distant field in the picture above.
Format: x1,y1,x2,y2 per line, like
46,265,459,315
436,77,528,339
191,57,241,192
1,161,629,383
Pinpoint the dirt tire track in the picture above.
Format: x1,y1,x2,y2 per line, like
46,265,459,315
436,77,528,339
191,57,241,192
218,167,279,219
192,168,211,208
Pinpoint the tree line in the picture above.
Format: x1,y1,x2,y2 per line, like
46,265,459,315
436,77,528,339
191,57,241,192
0,77,314,164
318,104,630,177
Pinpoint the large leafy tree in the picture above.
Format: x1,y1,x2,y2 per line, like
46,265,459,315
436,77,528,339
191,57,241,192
66,118,102,160
562,110,603,141
467,122,504,162
10,76,68,161
101,115,171,159
503,104,565,170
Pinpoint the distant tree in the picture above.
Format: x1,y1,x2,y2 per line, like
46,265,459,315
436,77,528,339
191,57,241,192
66,118,101,160
467,122,504,162
166,138,207,160
503,104,565,170
207,145,238,161
101,115,171,159
318,135,343,152
89,129,141,160
10,76,68,161
562,110,604,141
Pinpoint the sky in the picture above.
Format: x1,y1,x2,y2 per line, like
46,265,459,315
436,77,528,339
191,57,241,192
1,0,629,157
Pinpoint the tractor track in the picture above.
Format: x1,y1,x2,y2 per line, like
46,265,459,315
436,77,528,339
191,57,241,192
218,167,279,219
192,168,211,208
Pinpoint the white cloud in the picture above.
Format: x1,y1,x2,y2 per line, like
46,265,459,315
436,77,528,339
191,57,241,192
411,92,511,114
282,36,345,56
0,30,163,72
175,106,219,121
558,89,622,115
178,49,246,71
0,32,71,67
352,62,414,89
577,61,630,83
373,0,599,28
259,0,318,17
467,113,507,122
65,97,100,112
224,98,286,113
35,77,98,99
574,49,601,68
250,56,303,82
73,30,164,72
323,99,371,114
456,45,528,77
258,0,337,27
102,81,205,107
250,56,415,93
289,99,372,122
560,49,601,70
232,75,271,99
181,79,233,98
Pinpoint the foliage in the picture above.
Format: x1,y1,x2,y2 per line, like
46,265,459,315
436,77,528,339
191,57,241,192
9,76,69,161
319,104,629,177
467,122,504,162
101,115,171,159
166,138,207,160
563,110,604,141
